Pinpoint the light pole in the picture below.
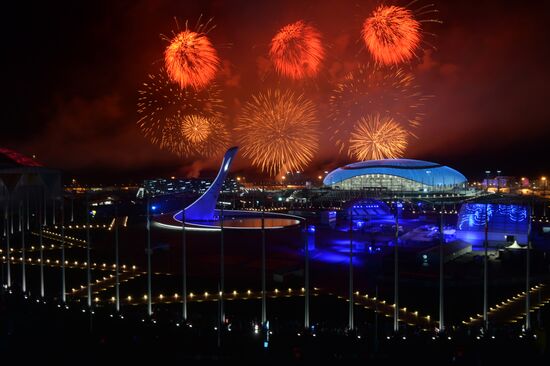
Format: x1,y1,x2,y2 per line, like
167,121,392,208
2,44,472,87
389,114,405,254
115,202,120,313
146,196,152,317
218,203,225,348
261,203,266,326
39,189,44,297
525,202,533,332
61,199,66,303
86,193,92,309
181,208,187,322
348,210,354,331
393,202,400,334
304,220,310,329
438,203,445,333
483,203,489,332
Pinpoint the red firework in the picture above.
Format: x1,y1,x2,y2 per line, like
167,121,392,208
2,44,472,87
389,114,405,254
362,5,421,65
164,29,220,90
269,20,325,80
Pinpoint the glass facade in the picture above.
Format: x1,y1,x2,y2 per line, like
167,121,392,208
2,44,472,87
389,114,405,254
332,173,464,192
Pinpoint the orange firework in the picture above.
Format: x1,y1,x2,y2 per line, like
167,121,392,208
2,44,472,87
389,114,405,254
179,113,230,157
181,114,211,144
329,63,427,154
236,90,319,176
269,20,325,80
349,114,408,160
362,5,421,65
164,19,220,90
137,68,226,158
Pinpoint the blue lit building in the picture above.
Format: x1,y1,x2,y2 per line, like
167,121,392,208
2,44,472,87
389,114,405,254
323,159,467,193
346,199,393,221
456,203,530,246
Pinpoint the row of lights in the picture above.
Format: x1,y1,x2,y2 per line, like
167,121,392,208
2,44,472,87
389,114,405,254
0,256,137,272
463,284,547,326
6,285,543,343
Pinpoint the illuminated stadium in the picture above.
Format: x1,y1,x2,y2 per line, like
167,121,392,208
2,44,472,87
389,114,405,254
323,158,467,193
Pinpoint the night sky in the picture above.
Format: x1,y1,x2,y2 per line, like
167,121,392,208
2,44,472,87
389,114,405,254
2,0,549,183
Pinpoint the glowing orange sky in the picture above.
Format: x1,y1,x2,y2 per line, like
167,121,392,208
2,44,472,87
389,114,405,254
2,0,549,182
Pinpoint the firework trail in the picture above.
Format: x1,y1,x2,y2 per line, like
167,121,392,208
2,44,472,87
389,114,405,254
236,89,319,176
164,18,220,90
348,114,408,160
137,68,226,157
329,63,426,154
269,20,325,80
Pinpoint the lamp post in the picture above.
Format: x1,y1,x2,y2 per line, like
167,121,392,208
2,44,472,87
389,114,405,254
61,199,65,303
483,203,489,332
304,220,310,329
261,203,266,326
218,202,225,348
115,203,120,313
86,193,92,309
181,208,187,322
496,170,502,193
39,189,44,297
348,210,354,331
485,171,491,193
393,202,400,334
439,203,445,334
146,196,152,317
525,202,533,332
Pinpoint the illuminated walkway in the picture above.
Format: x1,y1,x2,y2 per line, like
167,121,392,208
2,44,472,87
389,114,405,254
464,283,549,326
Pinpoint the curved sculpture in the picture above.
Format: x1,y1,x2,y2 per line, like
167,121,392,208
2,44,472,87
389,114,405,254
184,146,238,221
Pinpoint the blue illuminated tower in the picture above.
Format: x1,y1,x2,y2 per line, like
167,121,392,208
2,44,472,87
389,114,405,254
184,147,239,221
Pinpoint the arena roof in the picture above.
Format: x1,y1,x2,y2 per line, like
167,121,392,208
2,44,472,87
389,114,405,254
0,148,42,168
323,159,467,187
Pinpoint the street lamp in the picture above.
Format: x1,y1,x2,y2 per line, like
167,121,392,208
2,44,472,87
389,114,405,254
496,170,502,193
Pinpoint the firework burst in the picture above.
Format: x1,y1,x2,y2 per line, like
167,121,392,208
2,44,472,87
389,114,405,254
348,114,408,160
362,5,420,65
361,3,441,65
164,18,220,90
329,63,426,154
137,68,226,158
269,20,325,80
236,90,319,176
181,114,212,144
179,113,230,157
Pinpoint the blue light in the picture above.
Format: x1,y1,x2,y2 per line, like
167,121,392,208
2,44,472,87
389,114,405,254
151,205,157,211
263,341,269,349
457,203,528,234
307,225,316,233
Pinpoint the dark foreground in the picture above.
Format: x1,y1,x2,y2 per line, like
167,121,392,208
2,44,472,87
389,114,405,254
1,290,549,365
